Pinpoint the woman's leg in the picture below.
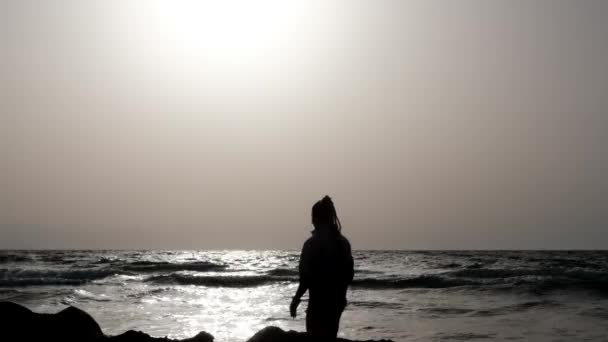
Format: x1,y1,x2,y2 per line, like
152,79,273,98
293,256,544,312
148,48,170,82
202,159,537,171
306,306,344,340
327,307,343,339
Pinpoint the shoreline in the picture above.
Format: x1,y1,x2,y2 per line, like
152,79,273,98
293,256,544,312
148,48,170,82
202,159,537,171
0,302,394,342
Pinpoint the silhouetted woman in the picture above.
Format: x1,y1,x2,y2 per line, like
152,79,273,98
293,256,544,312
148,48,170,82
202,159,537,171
290,196,354,340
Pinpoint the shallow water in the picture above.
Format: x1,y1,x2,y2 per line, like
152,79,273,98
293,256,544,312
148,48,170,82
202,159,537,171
1,250,608,341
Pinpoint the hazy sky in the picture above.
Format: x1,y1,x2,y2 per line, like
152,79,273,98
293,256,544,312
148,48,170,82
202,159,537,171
2,0,607,249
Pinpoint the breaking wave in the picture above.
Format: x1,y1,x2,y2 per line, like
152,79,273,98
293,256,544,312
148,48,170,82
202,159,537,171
265,268,298,276
1,251,607,295
144,273,481,289
146,273,295,287
120,261,226,273
352,276,481,289
0,254,32,263
0,268,124,287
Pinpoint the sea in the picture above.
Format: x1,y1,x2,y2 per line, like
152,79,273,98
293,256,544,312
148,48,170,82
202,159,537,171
1,250,607,341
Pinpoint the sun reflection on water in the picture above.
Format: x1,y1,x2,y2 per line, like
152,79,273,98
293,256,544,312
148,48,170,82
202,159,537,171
143,284,298,341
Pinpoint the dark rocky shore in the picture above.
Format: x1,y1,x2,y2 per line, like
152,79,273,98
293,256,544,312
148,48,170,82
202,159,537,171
0,302,393,342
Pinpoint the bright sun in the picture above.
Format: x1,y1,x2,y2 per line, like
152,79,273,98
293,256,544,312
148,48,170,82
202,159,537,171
146,0,311,72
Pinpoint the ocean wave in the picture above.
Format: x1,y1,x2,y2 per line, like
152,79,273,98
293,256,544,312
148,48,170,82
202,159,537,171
579,307,608,320
146,273,295,287
419,307,474,316
544,258,602,269
530,277,608,294
349,300,404,310
68,289,112,302
435,332,496,340
93,257,117,264
0,288,19,294
0,254,32,263
0,278,92,287
144,272,481,289
0,268,125,287
447,267,608,280
443,267,608,294
0,289,21,300
40,255,71,263
121,261,227,273
92,274,144,285
355,269,385,275
266,268,298,276
471,300,560,317
449,268,552,278
126,287,170,299
352,276,481,289
3,251,608,296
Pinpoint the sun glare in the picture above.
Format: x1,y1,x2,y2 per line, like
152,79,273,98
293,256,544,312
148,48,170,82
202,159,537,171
148,1,310,72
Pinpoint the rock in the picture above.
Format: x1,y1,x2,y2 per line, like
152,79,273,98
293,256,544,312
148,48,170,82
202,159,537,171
0,301,105,341
108,330,214,342
246,326,307,342
55,306,105,341
181,331,216,342
246,326,394,342
0,301,38,341
0,302,392,342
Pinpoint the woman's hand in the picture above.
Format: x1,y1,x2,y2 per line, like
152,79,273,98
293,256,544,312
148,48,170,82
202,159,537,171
290,296,301,318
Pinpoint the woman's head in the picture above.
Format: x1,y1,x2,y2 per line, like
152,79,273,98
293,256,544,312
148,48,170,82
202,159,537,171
312,195,341,233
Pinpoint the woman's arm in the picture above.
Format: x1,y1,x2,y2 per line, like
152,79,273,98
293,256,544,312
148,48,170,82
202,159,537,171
290,240,312,318
293,281,308,300
290,283,307,318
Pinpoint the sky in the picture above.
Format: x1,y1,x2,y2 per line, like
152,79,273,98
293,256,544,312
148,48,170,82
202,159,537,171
2,0,607,250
